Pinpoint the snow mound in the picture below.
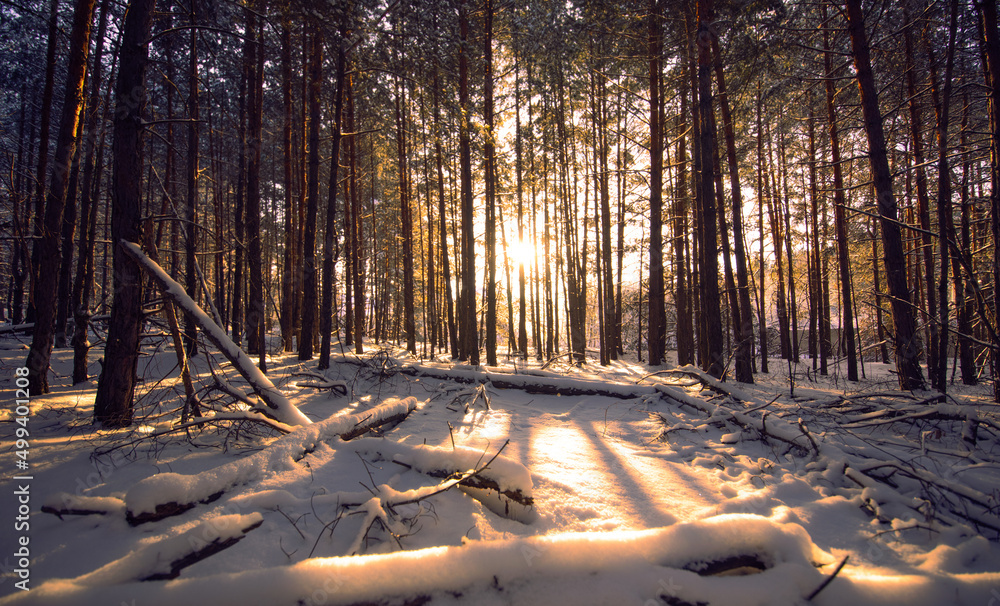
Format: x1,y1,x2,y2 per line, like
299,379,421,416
5,515,833,605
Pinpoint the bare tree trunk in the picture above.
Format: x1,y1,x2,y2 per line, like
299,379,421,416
298,26,321,361
26,0,97,395
755,91,768,374
458,0,478,364
54,114,83,350
349,74,365,355
844,0,925,391
484,0,497,366
822,6,858,380
674,90,693,367
958,95,977,385
433,67,457,358
93,0,154,426
182,0,199,357
244,8,266,370
647,0,666,366
72,0,110,383
978,0,1000,401
515,63,528,360
396,75,416,356
927,1,959,392
696,0,724,378
26,0,61,327
319,21,348,369
711,25,753,383
280,13,295,353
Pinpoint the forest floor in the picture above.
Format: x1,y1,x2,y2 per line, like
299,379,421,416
1,331,999,605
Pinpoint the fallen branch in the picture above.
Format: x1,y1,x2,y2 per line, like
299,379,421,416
332,355,657,400
293,371,349,396
41,493,126,519
123,398,418,525
121,241,311,427
76,514,263,584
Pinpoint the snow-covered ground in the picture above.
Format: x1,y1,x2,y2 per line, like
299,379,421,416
1,333,999,605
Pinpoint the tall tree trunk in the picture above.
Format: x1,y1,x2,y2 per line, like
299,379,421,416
244,8,266,369
484,0,497,366
397,76,416,356
72,0,111,383
458,0,478,364
978,0,1000,401
696,0,724,378
927,0,959,392
433,67,457,358
674,90,693,366
902,9,936,383
319,24,348,369
26,0,97,395
93,0,153,426
844,0,925,390
27,0,62,326
515,62,528,360
183,0,199,357
958,95,977,385
280,12,296,353
822,5,858,380
711,23,753,383
647,0,666,366
54,111,84,350
779,138,799,362
231,44,246,345
755,91,768,373
807,100,824,374
350,73,365,355
298,26,321,361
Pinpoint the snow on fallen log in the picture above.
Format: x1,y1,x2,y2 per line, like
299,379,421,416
385,441,535,522
73,513,263,585
9,515,847,606
235,440,536,524
334,354,659,400
41,493,126,519
124,397,418,525
121,241,312,427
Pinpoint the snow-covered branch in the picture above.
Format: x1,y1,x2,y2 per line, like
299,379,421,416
121,240,312,427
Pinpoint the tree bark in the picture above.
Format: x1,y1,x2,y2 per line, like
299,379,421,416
26,0,97,395
298,26,321,361
71,0,110,383
696,0,724,378
182,0,200,357
397,76,416,356
458,0,478,364
755,91,768,374
280,12,296,353
822,6,858,381
711,25,753,383
26,0,61,327
978,0,1000,401
647,0,666,366
319,23,348,369
244,9,265,370
93,0,154,426
844,0,925,391
927,1,959,392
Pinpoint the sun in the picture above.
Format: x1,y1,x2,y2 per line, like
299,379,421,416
505,237,536,272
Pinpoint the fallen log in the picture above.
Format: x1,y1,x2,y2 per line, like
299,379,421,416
76,514,263,584
124,398,418,525
121,241,311,427
332,355,658,400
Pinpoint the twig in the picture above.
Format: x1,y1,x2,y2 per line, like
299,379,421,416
805,555,848,601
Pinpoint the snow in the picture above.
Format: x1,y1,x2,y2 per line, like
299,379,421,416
1,339,999,605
